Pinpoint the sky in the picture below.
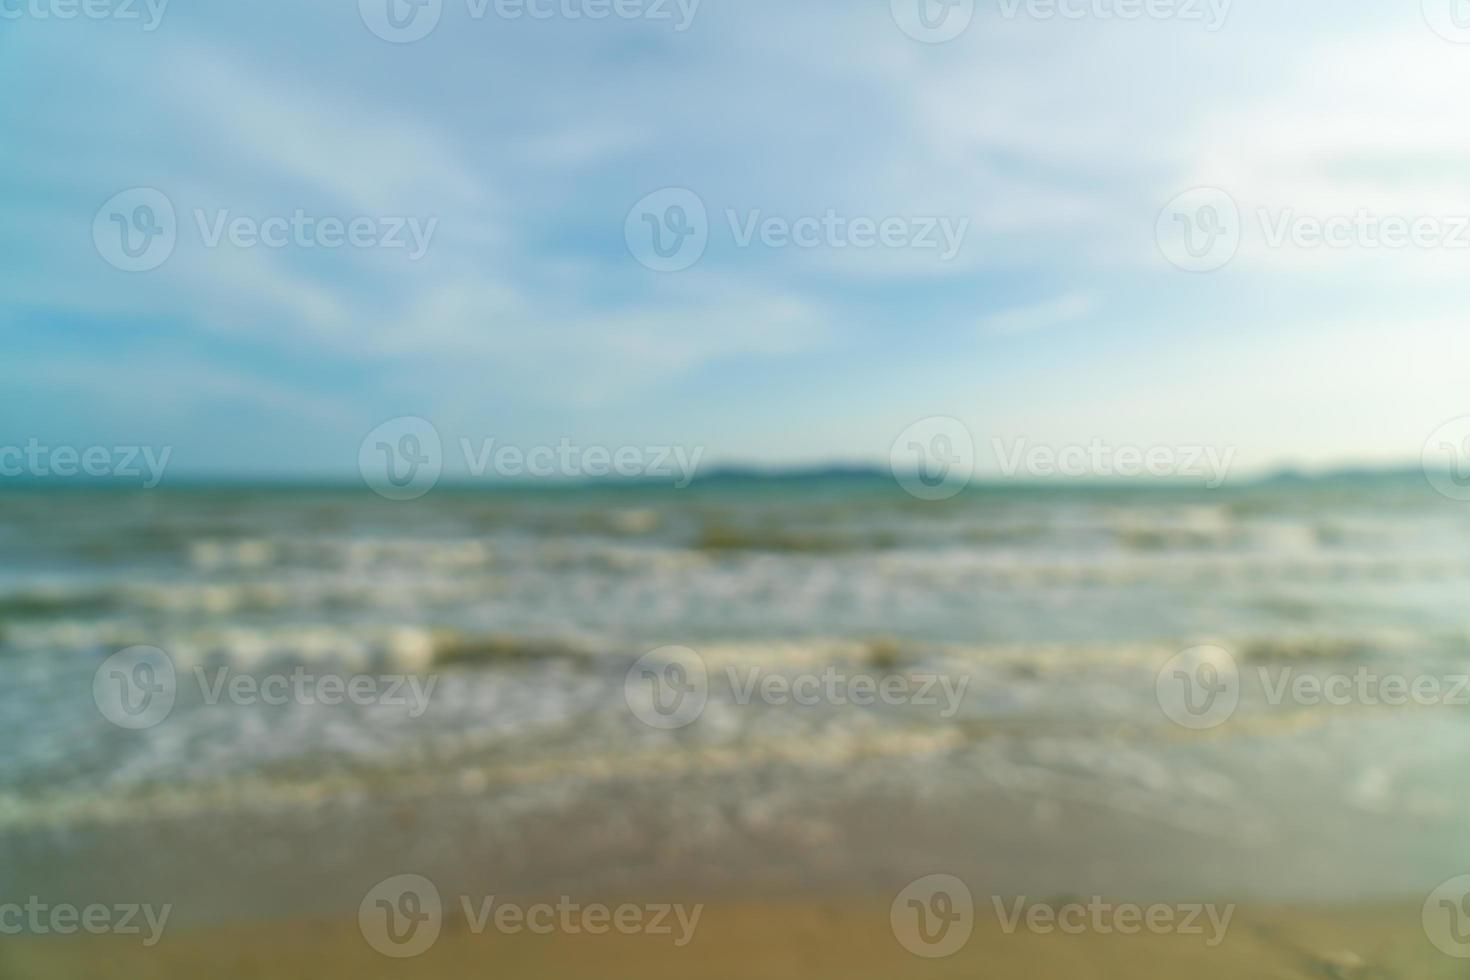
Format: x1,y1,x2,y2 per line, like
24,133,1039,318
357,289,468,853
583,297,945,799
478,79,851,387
4,0,1470,480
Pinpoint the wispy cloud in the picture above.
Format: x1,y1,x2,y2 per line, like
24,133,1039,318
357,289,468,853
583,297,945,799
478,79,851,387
1,0,1459,472
980,294,1099,335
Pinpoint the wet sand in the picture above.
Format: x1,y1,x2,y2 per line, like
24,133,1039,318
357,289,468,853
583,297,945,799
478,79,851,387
4,897,1451,979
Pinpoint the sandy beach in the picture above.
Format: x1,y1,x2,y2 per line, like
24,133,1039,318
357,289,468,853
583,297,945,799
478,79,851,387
5,897,1450,979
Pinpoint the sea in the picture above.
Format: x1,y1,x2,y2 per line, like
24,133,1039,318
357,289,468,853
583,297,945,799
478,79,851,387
3,472,1470,924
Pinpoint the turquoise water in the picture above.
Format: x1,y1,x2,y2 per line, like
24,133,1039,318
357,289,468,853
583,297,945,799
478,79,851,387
4,474,1470,917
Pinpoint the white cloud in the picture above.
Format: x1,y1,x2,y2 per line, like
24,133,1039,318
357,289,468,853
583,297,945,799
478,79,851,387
1169,32,1470,278
164,47,491,219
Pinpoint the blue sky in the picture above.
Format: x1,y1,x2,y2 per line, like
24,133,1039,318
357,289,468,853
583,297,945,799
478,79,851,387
4,0,1470,478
